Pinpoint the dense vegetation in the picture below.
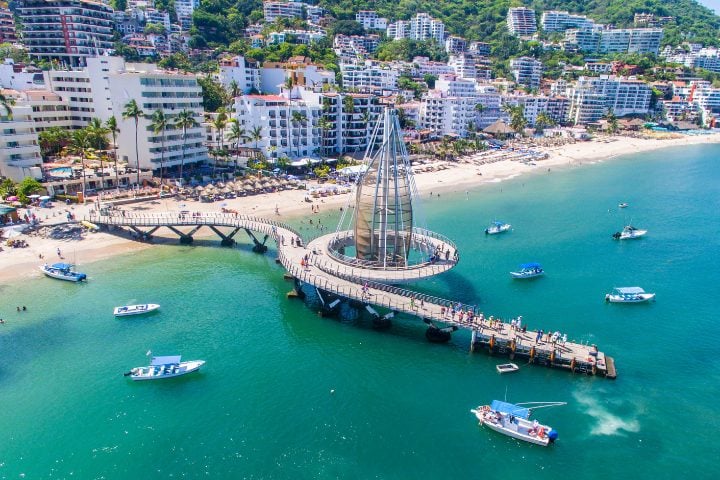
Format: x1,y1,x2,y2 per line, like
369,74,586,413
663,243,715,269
185,0,720,64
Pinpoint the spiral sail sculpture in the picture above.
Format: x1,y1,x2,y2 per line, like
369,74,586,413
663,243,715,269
354,108,415,268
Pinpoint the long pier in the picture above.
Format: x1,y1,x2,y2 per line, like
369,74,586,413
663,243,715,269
87,211,616,379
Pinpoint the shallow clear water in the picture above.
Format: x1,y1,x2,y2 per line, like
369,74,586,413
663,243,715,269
1,144,719,478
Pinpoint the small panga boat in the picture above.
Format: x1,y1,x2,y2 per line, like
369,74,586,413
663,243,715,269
605,287,655,303
114,304,161,316
485,220,511,235
496,363,519,374
124,355,205,381
510,263,544,279
612,225,646,240
40,263,87,282
470,400,565,446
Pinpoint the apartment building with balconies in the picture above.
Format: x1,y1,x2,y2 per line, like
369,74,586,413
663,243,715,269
19,0,114,67
108,64,208,171
0,102,42,181
507,7,537,36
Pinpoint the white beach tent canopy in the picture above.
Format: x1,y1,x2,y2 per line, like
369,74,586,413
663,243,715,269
290,158,322,167
338,165,368,176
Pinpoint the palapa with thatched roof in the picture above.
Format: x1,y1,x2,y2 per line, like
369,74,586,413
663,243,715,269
483,119,515,137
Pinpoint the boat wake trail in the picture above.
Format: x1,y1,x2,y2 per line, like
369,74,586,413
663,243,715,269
573,391,640,436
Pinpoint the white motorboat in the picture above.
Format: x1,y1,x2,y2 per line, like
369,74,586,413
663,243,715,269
485,221,511,235
114,304,161,317
124,355,205,381
40,263,87,282
510,263,544,279
618,202,629,208
470,400,565,446
496,363,519,374
612,225,647,240
605,287,656,303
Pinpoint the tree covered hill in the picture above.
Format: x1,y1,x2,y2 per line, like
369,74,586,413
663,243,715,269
320,0,720,45
189,0,720,53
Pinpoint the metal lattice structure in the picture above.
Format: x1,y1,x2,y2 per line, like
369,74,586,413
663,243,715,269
353,108,414,268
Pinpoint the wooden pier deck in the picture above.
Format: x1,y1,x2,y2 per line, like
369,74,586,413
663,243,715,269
88,211,616,379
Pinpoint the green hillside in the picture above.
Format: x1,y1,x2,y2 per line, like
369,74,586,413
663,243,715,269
320,0,720,45
189,0,720,55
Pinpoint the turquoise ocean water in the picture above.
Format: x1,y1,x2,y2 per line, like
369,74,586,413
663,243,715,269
1,144,719,479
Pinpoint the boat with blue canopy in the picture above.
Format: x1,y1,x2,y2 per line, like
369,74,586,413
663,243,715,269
485,220,511,235
40,263,87,282
510,263,544,279
124,355,205,381
470,400,565,446
605,287,655,303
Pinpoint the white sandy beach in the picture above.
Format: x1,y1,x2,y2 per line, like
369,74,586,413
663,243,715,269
2,132,719,283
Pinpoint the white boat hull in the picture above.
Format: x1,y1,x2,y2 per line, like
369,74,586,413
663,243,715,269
618,230,647,239
510,271,544,279
40,266,86,282
471,408,553,446
496,363,519,374
129,360,205,381
606,293,655,303
114,304,161,316
485,225,511,235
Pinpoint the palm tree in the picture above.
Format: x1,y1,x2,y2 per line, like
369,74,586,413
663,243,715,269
502,103,528,135
105,116,120,190
122,99,144,186
534,112,556,135
149,109,169,188
228,79,240,98
0,91,14,118
249,125,263,157
173,109,198,183
317,117,332,158
68,128,92,202
211,110,228,178
87,118,109,189
290,111,307,157
227,119,247,172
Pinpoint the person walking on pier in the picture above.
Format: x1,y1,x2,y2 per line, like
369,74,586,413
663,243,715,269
536,329,543,344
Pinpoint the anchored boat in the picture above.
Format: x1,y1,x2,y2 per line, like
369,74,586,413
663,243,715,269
510,263,544,279
114,304,161,317
40,263,87,282
124,355,205,381
612,225,647,240
605,287,655,303
485,220,511,235
496,363,519,374
470,400,565,446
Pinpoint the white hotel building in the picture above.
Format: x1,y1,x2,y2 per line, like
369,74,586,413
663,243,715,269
355,10,387,31
108,64,208,172
387,13,445,43
568,76,651,124
420,75,481,138
0,102,43,181
507,7,537,36
232,88,382,159
541,11,594,32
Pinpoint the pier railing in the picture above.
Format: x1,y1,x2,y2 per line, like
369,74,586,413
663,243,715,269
88,212,303,241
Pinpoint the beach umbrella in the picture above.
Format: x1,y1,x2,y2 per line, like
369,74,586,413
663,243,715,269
39,195,51,201
222,187,232,194
6,196,18,201
195,185,204,192
29,194,41,199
